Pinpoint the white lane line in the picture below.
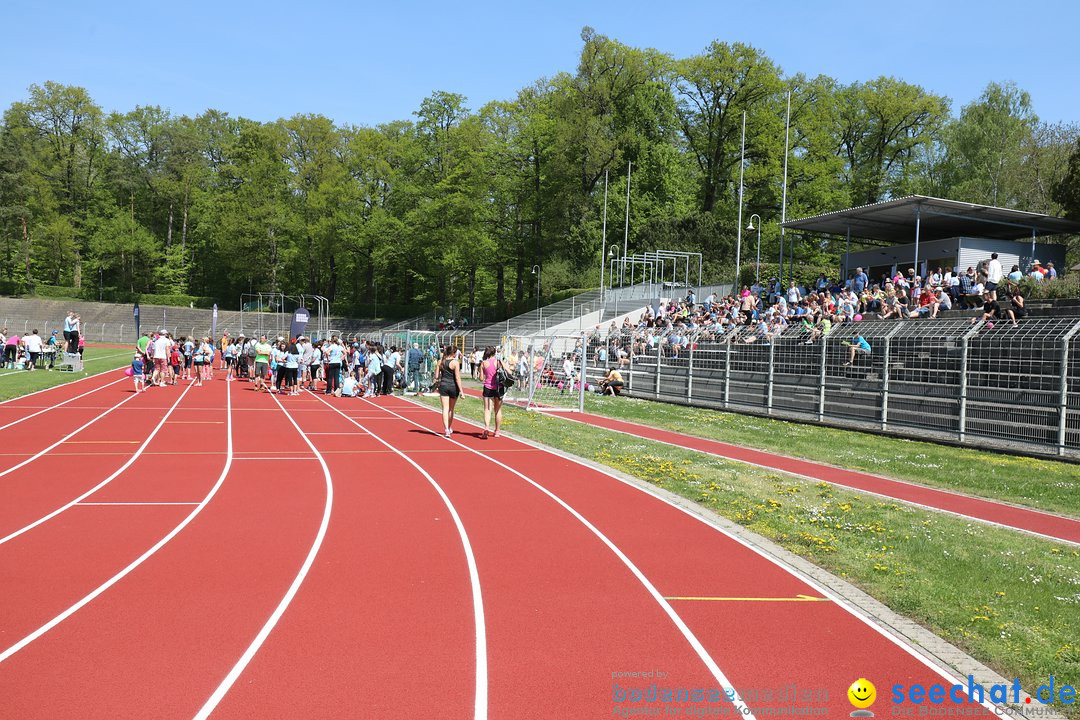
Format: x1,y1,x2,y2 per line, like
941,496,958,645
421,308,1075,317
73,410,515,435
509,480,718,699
309,391,488,720
0,358,130,406
76,502,200,506
0,377,128,432
192,390,334,720
402,397,1008,716
0,351,130,382
0,388,144,483
368,397,754,718
0,380,233,664
0,381,196,546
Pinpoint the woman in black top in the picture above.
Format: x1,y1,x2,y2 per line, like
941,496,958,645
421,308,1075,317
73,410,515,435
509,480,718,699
434,345,463,438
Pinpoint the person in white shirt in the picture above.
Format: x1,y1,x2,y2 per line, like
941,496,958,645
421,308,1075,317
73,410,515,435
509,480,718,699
23,329,43,371
986,253,1003,300
151,332,173,386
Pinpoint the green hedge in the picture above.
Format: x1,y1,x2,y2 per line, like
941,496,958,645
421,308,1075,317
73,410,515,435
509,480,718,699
1014,274,1080,300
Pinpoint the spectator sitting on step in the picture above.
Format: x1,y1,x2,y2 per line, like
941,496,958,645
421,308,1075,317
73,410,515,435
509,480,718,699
971,291,1000,325
842,334,871,366
1002,283,1026,327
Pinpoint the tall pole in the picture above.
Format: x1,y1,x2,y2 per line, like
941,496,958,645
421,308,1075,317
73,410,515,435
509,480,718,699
600,170,609,300
735,111,746,291
780,90,791,288
622,161,631,287
532,265,541,327
748,214,762,284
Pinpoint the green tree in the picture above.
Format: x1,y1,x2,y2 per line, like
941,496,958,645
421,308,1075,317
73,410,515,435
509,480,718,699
834,77,950,205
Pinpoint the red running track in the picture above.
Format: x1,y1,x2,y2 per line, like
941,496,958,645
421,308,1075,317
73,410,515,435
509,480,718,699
0,376,1020,718
463,388,1080,546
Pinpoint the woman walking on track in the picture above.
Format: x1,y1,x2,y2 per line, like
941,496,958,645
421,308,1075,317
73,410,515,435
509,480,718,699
434,344,462,438
480,346,510,439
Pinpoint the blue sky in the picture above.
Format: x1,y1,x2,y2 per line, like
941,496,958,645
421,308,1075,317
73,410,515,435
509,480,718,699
2,0,1076,126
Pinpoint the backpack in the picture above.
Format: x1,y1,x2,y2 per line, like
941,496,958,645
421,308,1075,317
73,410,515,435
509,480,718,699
495,364,514,392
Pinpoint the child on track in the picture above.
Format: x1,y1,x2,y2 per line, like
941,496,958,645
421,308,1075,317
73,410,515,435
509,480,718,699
132,353,146,392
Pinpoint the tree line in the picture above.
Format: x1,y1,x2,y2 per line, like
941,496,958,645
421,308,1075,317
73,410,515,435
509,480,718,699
2,27,1079,318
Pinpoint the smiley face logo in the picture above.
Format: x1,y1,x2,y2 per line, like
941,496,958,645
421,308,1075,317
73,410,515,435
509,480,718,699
848,678,877,710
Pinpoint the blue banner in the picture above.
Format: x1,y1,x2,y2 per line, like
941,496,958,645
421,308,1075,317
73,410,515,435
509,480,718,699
289,307,310,340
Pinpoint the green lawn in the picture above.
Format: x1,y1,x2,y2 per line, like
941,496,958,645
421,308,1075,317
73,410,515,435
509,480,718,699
563,393,1078,517
415,392,1080,715
0,351,132,402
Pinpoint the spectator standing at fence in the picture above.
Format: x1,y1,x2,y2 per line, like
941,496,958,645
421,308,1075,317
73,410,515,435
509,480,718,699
434,344,462,438
406,342,423,394
384,345,401,395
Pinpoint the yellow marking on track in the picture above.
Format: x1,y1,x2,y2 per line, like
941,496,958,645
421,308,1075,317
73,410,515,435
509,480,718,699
664,594,830,602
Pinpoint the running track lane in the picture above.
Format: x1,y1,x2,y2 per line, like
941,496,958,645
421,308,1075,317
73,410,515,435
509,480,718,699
0,382,228,645
0,371,128,432
0,385,193,536
0,379,330,719
204,391,481,718
378,395,1000,717
463,388,1080,545
321,395,750,719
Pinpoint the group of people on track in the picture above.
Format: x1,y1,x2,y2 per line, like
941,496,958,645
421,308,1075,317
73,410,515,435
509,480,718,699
130,330,516,441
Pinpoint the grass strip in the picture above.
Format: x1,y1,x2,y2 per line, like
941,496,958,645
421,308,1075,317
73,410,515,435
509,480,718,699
561,392,1077,517
415,392,1080,714
0,352,131,402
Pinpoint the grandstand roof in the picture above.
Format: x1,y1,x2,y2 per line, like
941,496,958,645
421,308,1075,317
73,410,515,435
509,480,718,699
782,195,1080,243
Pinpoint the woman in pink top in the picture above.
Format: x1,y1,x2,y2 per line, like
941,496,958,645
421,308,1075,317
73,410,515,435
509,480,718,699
480,345,512,439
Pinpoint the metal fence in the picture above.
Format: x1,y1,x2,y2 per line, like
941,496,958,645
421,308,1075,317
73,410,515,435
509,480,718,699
578,317,1080,459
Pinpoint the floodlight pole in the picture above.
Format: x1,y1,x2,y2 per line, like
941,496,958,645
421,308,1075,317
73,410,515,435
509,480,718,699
779,90,791,288
600,170,609,301
914,204,922,279
748,214,762,284
622,162,631,286
735,111,746,291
